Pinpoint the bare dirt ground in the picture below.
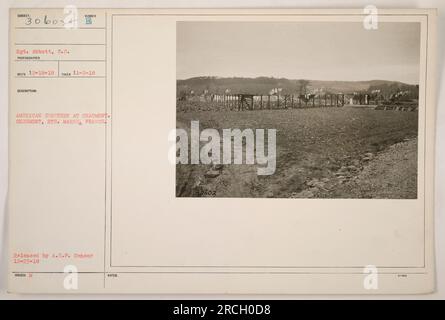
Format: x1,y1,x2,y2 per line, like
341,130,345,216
177,138,417,199
176,107,418,199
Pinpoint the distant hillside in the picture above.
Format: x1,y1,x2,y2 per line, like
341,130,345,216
177,77,418,97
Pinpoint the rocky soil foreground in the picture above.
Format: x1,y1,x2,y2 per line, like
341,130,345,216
292,137,418,199
327,138,418,199
177,137,418,199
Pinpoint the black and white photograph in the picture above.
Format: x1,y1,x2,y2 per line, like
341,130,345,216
176,21,421,199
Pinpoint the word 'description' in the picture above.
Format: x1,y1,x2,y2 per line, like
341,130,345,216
169,121,277,175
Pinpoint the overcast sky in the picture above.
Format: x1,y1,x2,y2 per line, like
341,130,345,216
177,22,421,84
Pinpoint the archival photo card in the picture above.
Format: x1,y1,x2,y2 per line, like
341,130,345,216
8,8,436,294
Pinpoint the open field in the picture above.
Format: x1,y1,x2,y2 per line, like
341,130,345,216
176,106,418,198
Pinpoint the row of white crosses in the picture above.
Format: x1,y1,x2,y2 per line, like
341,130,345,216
269,88,283,95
